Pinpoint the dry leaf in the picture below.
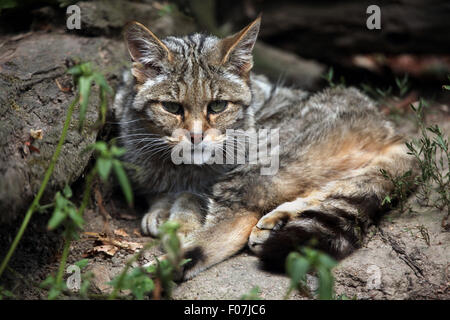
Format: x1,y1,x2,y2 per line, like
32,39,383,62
30,129,43,140
114,228,129,238
83,231,142,253
126,241,143,252
133,229,142,237
92,244,118,256
55,78,71,92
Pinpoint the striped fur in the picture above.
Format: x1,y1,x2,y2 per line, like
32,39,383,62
114,19,417,279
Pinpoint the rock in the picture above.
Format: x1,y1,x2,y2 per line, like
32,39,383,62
0,32,127,224
253,42,325,89
75,0,197,37
173,252,307,300
334,207,450,299
89,264,112,294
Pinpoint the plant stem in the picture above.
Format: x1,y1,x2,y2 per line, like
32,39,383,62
0,95,79,280
55,237,72,287
54,167,97,289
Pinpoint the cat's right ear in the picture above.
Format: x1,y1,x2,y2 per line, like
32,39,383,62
124,21,173,83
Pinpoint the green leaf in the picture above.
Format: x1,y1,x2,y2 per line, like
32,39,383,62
68,207,84,228
317,265,334,300
179,258,192,267
111,145,126,157
75,258,89,269
433,135,447,152
109,268,154,299
98,89,107,125
286,252,310,289
0,286,15,299
159,221,180,234
131,274,154,300
97,157,113,181
40,275,55,288
78,75,94,131
63,185,72,198
93,72,112,94
48,207,67,230
113,160,133,206
145,264,156,274
93,141,108,153
48,287,62,300
240,286,262,300
67,64,83,76
317,253,337,269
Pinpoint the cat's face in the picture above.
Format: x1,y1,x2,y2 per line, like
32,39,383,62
123,19,260,163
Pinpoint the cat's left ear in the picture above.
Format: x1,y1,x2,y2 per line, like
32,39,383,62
220,16,261,75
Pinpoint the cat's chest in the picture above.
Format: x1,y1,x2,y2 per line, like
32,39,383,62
145,162,222,194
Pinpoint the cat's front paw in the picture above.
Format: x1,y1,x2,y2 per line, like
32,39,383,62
141,208,170,237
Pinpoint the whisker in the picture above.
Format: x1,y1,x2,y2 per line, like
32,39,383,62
107,118,146,125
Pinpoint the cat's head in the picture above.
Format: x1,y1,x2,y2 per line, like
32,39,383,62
122,18,260,163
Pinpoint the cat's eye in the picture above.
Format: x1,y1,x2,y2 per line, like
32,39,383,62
162,101,183,115
208,100,228,114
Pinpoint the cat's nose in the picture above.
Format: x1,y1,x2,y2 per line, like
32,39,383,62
190,132,203,144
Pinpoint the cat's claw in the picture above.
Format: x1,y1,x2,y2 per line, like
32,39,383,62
141,208,170,237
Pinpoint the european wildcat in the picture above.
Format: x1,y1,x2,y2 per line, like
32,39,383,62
113,18,416,279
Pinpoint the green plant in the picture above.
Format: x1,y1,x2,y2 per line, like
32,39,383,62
157,3,176,17
380,169,413,212
0,286,15,300
360,83,393,101
40,258,91,300
87,141,133,206
109,263,155,300
107,240,156,300
42,141,133,299
72,258,93,298
108,221,190,300
406,100,449,215
442,75,450,91
240,286,262,300
381,97,449,216
145,221,191,299
322,67,346,88
67,61,112,131
360,74,410,117
395,74,410,97
285,247,337,300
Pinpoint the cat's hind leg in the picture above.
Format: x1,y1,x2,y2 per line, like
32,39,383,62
249,142,416,267
248,187,363,265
